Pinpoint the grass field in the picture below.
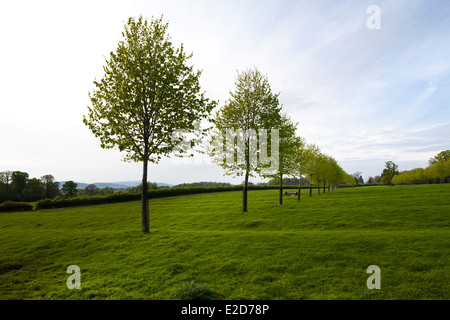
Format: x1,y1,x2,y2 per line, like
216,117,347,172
0,184,449,300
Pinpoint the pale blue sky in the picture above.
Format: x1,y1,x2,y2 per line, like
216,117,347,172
0,0,449,184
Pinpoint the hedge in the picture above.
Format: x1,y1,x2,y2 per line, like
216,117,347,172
35,185,304,210
0,201,34,213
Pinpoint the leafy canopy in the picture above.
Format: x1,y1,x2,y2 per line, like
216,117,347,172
83,15,216,164
211,68,282,178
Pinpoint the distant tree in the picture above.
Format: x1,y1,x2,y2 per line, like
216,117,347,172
292,141,316,200
11,171,29,201
302,144,321,197
311,152,328,195
85,184,99,197
24,178,45,201
130,182,158,193
352,171,362,185
62,181,78,198
41,175,60,199
429,150,450,165
83,16,215,233
428,150,450,184
261,114,301,205
99,186,115,196
343,172,356,186
358,176,364,184
381,161,399,185
210,68,282,212
0,171,12,199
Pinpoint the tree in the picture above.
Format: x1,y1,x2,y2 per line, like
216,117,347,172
311,152,327,195
381,161,399,185
62,181,78,198
83,16,215,233
292,142,314,200
24,178,45,201
211,68,282,212
130,182,158,193
0,171,12,200
428,150,450,184
261,114,300,205
11,171,29,201
352,171,362,185
324,156,344,191
304,144,321,197
85,184,99,197
41,174,60,199
429,150,450,165
99,186,115,196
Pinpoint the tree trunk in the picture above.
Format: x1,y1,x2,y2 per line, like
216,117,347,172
328,184,330,192
297,177,301,201
242,168,249,212
141,157,150,234
318,181,320,195
309,177,312,197
323,181,326,194
279,173,283,205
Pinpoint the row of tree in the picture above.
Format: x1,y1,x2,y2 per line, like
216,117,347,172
0,172,131,203
391,150,450,185
83,16,354,233
209,69,355,209
0,172,60,202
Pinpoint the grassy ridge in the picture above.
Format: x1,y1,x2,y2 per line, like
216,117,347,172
0,184,449,299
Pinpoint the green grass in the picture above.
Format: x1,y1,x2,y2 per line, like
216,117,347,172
0,184,449,300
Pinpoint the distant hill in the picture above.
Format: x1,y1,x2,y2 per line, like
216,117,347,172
174,182,232,188
59,181,174,189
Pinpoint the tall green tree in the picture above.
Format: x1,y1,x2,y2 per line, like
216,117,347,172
211,68,282,212
0,171,12,203
24,178,45,201
291,138,313,201
261,114,300,205
83,16,215,233
62,181,78,198
41,174,60,199
11,171,29,201
428,150,450,184
0,171,12,200
381,161,399,185
302,144,321,197
313,153,328,195
85,184,99,197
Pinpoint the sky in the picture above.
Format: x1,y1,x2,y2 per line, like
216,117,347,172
0,0,449,185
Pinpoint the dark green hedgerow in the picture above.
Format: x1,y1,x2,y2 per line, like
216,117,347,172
0,201,33,213
35,185,304,210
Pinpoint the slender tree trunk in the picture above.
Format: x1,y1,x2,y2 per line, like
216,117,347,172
328,184,330,192
318,181,320,195
309,177,312,197
323,181,326,194
141,156,150,234
279,173,283,205
297,176,301,201
242,168,249,212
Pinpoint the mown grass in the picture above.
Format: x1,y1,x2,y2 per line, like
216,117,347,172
0,184,449,300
